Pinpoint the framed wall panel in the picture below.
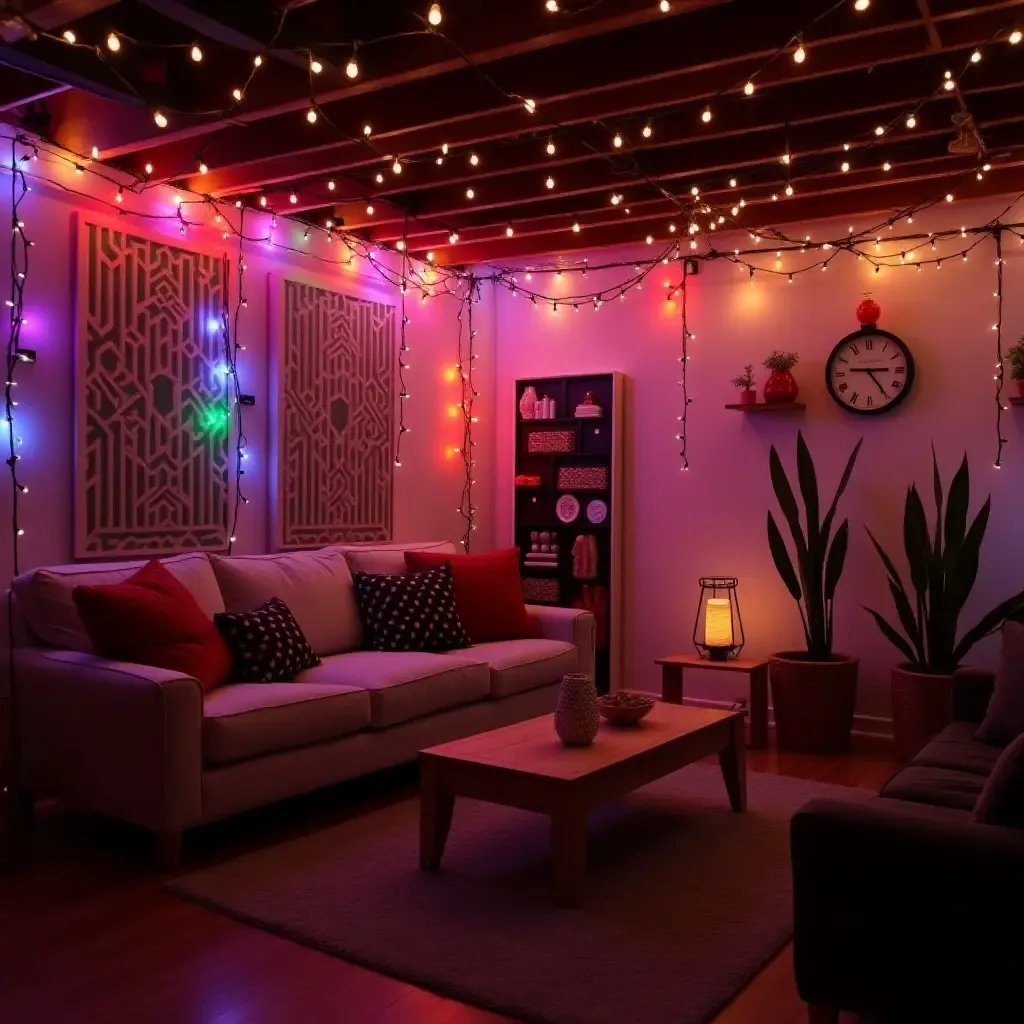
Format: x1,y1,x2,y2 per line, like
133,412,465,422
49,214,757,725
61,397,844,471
271,272,396,549
74,215,230,557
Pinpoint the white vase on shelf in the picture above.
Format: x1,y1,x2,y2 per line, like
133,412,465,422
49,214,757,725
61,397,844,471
519,386,538,420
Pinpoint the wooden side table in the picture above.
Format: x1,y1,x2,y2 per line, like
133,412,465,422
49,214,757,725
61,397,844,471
655,654,770,749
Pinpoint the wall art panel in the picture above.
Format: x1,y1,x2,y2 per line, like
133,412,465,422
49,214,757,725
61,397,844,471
75,217,230,557
273,276,395,549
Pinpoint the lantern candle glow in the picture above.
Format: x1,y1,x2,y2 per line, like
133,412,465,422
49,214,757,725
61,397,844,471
693,577,744,661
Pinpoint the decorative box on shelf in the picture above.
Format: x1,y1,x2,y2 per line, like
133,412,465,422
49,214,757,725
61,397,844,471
558,466,608,491
526,429,576,454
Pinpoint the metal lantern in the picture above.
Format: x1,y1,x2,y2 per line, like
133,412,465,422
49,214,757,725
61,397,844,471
693,577,745,661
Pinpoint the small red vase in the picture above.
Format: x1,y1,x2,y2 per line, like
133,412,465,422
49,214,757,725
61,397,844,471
739,389,757,406
763,370,799,403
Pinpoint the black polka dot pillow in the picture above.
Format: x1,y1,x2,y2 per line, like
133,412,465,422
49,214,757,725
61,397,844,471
215,596,321,682
353,563,471,653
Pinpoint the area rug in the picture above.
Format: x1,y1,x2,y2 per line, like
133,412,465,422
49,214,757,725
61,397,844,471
171,765,864,1024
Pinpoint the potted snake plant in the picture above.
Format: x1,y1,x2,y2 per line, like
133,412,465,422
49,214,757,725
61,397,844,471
864,449,1024,760
767,432,863,754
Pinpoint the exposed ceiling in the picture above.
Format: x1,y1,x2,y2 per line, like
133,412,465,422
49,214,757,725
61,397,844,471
2,0,1023,264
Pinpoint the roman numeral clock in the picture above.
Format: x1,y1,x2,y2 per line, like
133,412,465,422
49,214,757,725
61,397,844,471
825,297,915,414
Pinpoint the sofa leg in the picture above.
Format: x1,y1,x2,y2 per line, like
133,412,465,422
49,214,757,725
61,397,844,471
154,829,183,871
807,1005,839,1024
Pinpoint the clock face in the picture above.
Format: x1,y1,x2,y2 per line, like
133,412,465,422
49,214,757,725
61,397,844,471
825,327,915,415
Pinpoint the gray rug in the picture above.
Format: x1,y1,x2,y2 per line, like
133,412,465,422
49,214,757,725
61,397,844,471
171,765,863,1024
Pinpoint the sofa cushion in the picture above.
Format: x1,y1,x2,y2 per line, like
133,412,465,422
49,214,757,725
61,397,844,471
298,651,488,727
976,620,1024,745
72,560,232,692
453,638,578,698
341,540,457,577
210,548,360,657
12,552,223,652
353,564,470,653
973,732,1024,827
215,597,321,682
911,721,1005,777
203,682,370,765
405,548,534,644
880,765,987,812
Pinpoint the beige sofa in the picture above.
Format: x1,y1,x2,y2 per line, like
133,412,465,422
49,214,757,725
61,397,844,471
7,541,595,866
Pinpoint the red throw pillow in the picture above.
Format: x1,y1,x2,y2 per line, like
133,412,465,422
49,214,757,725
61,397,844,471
73,560,232,692
404,548,533,644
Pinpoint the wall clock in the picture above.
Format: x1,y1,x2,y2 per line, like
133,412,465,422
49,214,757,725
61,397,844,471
825,298,915,415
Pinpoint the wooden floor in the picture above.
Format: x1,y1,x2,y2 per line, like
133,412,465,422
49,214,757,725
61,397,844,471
0,738,898,1024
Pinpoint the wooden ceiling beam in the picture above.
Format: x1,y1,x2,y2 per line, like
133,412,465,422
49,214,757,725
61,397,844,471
87,0,728,164
441,159,1024,265
170,1,1016,199
0,66,68,111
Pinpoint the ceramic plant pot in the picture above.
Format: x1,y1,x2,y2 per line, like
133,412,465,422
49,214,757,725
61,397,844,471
555,673,600,746
890,664,953,762
739,389,757,406
769,652,859,755
763,370,799,404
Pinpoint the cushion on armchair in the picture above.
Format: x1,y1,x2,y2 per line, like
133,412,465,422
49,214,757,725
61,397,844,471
972,732,1024,827
975,621,1024,744
405,548,533,643
72,559,231,691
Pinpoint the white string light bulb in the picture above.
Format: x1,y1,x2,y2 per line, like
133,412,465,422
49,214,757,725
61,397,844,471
327,179,336,190
1011,30,1022,44
289,193,298,204
63,29,76,43
466,187,475,199
393,158,402,174
232,87,243,101
153,110,168,128
729,177,737,187
970,50,981,63
793,39,806,63
469,153,479,166
701,107,712,123
613,133,623,148
524,98,536,114
660,0,670,10
642,122,653,138
346,55,359,78
306,107,317,123
546,176,555,189
546,138,556,155
107,32,121,52
906,114,917,128
572,220,581,233
253,54,263,67
363,124,372,136
366,204,374,215
191,45,203,62
449,230,459,244
744,81,755,95
841,161,850,172
546,0,558,10
854,0,870,10
428,3,442,26
506,224,514,237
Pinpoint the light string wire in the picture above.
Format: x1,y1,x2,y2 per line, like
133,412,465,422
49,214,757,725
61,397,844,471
678,259,691,471
994,228,1006,468
3,133,33,851
224,207,249,552
396,217,409,469
458,276,479,551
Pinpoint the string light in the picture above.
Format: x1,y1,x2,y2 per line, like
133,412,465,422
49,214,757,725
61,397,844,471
642,122,653,138
793,38,806,63
854,0,870,10
153,111,168,128
449,230,459,244
106,32,121,52
523,98,536,114
62,29,75,43
994,232,1006,467
232,88,243,102
612,133,623,148
701,107,712,123
392,158,402,174
546,176,555,189
306,107,317,123
660,0,670,11
729,177,738,188
906,114,917,128
744,81,755,95
428,4,443,27
678,263,691,471
457,279,479,549
469,153,479,166
366,204,375,215
546,138,556,155
346,53,360,78
572,220,581,233
466,187,475,199
970,49,982,63
1011,30,1022,44
253,54,263,67
191,44,203,62
395,226,410,469
506,224,514,237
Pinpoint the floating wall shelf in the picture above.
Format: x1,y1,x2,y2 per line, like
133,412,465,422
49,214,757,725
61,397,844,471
725,402,807,413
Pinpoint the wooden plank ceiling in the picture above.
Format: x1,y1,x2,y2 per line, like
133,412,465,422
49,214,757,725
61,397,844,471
2,0,1023,264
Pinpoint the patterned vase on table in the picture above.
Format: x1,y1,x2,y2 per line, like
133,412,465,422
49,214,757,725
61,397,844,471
555,673,600,746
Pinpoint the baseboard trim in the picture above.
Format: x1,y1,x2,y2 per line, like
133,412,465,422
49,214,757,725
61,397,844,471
674,695,894,741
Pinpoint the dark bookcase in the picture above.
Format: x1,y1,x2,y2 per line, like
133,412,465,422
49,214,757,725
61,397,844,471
513,372,625,693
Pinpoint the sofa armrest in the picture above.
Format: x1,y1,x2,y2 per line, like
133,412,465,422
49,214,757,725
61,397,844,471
792,795,1024,1017
953,666,995,723
527,606,596,680
13,648,204,832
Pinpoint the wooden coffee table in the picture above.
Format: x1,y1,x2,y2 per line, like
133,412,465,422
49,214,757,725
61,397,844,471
419,703,746,908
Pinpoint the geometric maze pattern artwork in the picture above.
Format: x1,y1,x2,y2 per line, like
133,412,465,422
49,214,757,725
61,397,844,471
276,279,395,549
75,220,230,556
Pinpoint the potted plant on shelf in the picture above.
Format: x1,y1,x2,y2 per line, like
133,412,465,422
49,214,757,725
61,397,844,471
767,432,862,754
732,364,757,405
763,350,800,403
864,449,1024,760
1009,337,1024,398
